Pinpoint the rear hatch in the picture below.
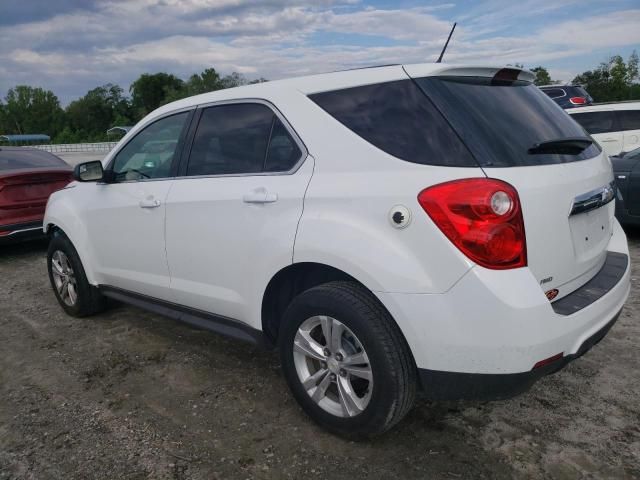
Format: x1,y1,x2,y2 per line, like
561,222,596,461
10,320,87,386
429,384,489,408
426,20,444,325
405,65,615,298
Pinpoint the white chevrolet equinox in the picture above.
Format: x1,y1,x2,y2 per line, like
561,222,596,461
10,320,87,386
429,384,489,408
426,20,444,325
44,64,631,437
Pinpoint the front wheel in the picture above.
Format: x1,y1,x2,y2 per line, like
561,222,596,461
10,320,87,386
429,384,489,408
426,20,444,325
47,232,105,317
279,281,416,438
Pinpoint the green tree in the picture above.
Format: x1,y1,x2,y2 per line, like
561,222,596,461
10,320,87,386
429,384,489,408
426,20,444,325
573,51,640,102
130,73,184,119
220,72,248,89
163,68,225,104
627,50,639,85
530,66,553,86
65,84,131,140
189,68,224,94
2,85,64,137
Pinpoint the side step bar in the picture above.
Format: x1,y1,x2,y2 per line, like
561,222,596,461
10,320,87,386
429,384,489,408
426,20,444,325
99,285,271,348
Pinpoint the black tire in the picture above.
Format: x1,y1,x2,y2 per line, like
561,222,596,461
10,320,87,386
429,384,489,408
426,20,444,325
279,281,416,438
47,231,105,317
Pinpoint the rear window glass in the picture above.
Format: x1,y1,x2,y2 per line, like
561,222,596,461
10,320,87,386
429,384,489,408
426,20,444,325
617,110,640,131
572,86,591,100
0,148,67,171
414,77,601,167
570,111,616,134
309,80,477,167
541,88,565,99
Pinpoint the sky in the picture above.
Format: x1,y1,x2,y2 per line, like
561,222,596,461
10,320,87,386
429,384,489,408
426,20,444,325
0,0,639,105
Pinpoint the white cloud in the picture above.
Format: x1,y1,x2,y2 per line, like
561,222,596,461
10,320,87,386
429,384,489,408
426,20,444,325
0,1,638,104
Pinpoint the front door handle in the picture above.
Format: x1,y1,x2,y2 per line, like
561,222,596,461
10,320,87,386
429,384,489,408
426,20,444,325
243,188,278,204
139,197,161,208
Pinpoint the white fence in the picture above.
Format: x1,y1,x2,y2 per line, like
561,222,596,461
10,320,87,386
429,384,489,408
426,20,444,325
32,142,118,153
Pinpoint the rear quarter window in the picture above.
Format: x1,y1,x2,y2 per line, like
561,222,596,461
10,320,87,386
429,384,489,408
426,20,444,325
309,80,477,167
570,111,616,134
617,110,640,131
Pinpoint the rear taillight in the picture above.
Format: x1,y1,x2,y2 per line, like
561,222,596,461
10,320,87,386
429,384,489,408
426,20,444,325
569,96,586,105
417,178,527,270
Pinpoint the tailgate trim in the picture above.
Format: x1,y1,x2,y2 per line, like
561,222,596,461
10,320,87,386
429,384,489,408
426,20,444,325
552,251,628,315
569,181,616,216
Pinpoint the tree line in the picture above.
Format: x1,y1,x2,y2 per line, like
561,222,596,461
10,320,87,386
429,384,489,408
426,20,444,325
528,51,639,102
0,52,638,144
0,68,266,143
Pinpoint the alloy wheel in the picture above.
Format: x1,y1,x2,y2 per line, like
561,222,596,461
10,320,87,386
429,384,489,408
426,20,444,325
293,315,373,418
51,250,78,306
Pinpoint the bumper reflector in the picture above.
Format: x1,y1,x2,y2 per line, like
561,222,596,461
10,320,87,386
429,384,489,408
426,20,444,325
532,352,564,370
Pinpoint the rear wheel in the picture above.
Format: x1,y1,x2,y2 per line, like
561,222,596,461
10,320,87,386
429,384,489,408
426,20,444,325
47,233,105,317
279,281,416,438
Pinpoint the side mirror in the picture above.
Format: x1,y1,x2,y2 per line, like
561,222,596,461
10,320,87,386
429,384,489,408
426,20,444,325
73,161,104,182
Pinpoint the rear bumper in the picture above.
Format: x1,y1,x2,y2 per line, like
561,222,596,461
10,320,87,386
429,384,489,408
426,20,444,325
0,221,45,244
417,309,621,400
375,219,631,399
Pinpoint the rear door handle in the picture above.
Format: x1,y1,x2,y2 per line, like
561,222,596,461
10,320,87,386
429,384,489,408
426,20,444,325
139,197,161,208
243,188,278,204
601,138,617,142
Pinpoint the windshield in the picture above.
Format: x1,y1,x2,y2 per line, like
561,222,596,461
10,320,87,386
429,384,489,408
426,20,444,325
414,77,601,167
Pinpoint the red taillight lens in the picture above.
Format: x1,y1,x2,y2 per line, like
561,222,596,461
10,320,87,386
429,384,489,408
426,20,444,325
569,96,586,105
417,178,527,269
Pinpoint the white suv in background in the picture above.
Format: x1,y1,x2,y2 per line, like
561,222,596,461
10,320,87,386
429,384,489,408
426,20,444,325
44,64,631,437
568,101,640,156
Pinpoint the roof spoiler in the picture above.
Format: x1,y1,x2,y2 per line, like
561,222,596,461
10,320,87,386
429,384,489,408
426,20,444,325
404,65,535,84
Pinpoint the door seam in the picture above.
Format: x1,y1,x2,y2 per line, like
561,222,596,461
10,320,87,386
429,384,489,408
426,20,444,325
292,154,316,263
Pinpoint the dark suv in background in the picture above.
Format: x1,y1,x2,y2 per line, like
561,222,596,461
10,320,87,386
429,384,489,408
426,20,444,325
539,85,593,109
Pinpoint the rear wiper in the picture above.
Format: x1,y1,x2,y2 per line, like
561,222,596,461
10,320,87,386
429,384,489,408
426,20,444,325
528,137,592,155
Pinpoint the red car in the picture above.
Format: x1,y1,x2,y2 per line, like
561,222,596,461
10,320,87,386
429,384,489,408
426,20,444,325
0,147,73,243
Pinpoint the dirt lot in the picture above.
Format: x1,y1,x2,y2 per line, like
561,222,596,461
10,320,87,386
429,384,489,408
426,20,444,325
1,233,639,480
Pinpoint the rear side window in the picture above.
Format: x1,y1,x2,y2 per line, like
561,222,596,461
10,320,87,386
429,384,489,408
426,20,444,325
309,80,477,167
414,76,600,167
617,110,640,131
187,104,302,176
571,111,616,134
542,88,565,99
264,118,302,172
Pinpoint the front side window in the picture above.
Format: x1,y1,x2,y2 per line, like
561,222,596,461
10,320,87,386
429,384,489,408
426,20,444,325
571,111,616,135
617,110,640,131
187,103,302,176
111,112,189,181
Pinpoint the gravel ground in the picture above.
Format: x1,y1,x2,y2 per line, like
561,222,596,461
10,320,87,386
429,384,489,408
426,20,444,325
1,232,639,480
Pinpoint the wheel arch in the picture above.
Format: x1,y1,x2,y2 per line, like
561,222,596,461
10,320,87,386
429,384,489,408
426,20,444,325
43,219,97,285
260,262,410,350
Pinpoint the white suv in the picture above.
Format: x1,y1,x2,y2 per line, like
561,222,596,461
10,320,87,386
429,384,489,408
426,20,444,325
568,101,640,156
44,64,631,437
